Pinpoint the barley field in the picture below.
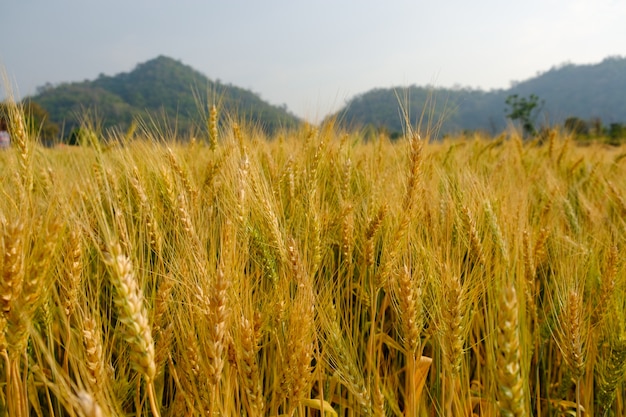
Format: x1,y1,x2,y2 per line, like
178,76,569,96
1,104,626,416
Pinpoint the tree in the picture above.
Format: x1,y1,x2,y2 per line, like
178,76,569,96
22,99,60,141
609,123,625,141
505,94,544,137
1,100,60,144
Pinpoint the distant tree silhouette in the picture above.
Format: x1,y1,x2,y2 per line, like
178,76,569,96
22,99,60,141
505,94,544,137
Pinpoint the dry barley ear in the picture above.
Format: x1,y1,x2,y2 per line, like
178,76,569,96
496,284,528,417
235,314,265,416
0,221,25,318
81,313,106,396
61,228,84,319
77,391,104,417
204,267,229,388
6,101,33,193
209,104,219,150
433,260,471,416
275,239,316,415
549,284,588,416
0,212,60,417
102,241,160,417
58,226,84,374
387,263,431,414
7,217,61,356
0,220,27,417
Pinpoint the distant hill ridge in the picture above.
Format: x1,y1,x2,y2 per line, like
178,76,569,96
331,56,626,135
31,55,301,136
29,55,626,138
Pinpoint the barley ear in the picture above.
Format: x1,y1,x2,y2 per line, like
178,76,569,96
82,315,105,391
103,242,156,382
63,229,83,318
209,104,218,150
207,267,229,387
441,271,464,376
77,391,104,417
1,221,25,316
103,242,160,417
237,315,265,416
496,284,527,417
7,103,33,192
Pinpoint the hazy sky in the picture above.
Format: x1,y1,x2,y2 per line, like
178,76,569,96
2,0,625,120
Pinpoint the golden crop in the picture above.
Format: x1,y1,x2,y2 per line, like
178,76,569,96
1,105,625,416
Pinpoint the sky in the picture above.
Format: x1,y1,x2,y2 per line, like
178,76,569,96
1,0,625,121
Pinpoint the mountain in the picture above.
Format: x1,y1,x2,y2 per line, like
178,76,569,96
331,56,626,136
30,56,301,137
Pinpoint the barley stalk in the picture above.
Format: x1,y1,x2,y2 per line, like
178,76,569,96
320,305,372,416
522,230,539,330
595,339,626,415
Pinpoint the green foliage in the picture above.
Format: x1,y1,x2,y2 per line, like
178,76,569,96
505,93,544,137
29,56,300,140
0,100,60,143
510,56,626,121
332,56,626,136
22,100,61,141
563,116,626,146
609,123,626,140
333,86,506,137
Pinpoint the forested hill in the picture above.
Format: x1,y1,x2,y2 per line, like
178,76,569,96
30,56,301,137
331,56,626,136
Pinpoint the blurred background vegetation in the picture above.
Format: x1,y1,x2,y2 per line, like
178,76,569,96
2,55,626,145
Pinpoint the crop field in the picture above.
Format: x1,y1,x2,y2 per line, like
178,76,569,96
1,104,626,416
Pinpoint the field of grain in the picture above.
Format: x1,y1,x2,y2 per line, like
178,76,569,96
1,104,626,416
